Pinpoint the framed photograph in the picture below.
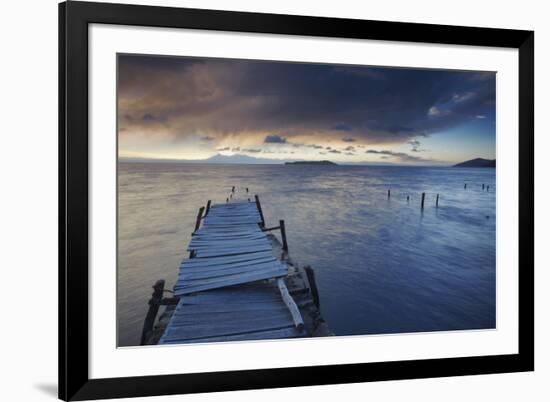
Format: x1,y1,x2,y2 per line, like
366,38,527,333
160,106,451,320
59,1,534,400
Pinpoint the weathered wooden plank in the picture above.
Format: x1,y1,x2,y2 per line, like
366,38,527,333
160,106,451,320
203,220,262,226
179,261,285,281
195,245,273,258
169,309,293,327
195,226,260,233
180,257,277,275
178,293,282,305
189,238,270,248
176,265,286,288
170,303,288,315
205,211,259,216
277,278,305,330
174,269,287,295
176,283,280,303
194,244,272,253
163,321,297,341
160,326,302,344
180,254,275,270
181,251,274,268
192,231,265,238
205,216,261,221
189,243,271,253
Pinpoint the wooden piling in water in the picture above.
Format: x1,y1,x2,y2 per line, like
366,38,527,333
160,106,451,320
232,186,235,193
140,279,165,345
280,219,289,253
436,194,439,208
387,189,391,199
464,183,467,189
421,192,425,209
407,195,410,202
255,195,266,227
205,200,211,217
482,184,485,190
194,206,205,233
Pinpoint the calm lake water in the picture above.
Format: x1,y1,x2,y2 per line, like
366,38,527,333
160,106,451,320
118,163,496,347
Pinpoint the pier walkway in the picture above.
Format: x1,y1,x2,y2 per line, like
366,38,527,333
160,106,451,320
159,195,306,344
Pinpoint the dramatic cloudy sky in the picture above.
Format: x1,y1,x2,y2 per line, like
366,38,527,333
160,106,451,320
118,54,496,165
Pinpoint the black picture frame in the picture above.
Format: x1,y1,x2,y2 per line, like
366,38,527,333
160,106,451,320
59,1,534,400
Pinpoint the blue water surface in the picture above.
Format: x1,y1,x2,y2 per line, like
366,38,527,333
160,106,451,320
118,163,496,346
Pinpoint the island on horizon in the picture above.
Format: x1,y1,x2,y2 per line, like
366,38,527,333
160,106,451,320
284,160,338,166
453,158,496,168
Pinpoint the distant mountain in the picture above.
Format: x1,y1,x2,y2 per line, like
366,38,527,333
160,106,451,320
284,160,338,166
454,158,496,168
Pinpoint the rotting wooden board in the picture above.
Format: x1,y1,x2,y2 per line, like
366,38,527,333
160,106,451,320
168,310,293,328
181,255,276,270
195,225,260,233
203,219,262,226
191,232,266,240
194,245,274,258
180,251,274,268
179,261,286,281
180,259,283,275
162,321,300,342
159,283,306,345
160,326,303,344
188,238,270,249
174,266,287,295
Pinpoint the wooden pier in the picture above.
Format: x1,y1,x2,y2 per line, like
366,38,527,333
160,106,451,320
142,190,331,345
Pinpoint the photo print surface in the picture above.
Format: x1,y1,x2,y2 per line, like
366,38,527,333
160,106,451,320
117,54,496,347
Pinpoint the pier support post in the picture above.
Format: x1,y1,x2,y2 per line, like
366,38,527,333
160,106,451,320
205,200,211,217
140,279,165,345
255,195,266,227
304,266,320,309
482,184,485,190
231,186,235,193
464,183,467,189
407,195,410,202
280,219,289,253
387,189,390,199
421,192,425,209
194,206,205,233
436,194,439,208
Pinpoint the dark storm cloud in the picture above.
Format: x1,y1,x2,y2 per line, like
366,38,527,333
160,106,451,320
328,149,342,154
408,139,422,152
331,123,353,131
118,54,495,146
264,135,287,144
366,149,432,163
